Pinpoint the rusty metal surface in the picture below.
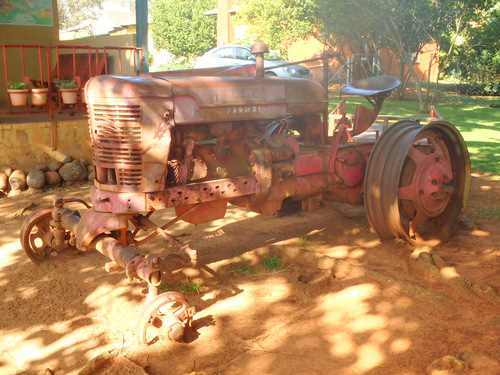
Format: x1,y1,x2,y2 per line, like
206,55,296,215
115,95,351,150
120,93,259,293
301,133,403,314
174,200,228,225
364,120,470,244
136,291,195,345
20,207,56,264
74,209,132,248
149,64,257,78
90,176,259,213
87,77,174,194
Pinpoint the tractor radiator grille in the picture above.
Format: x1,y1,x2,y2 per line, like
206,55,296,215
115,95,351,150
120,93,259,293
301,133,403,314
90,104,143,186
92,104,142,123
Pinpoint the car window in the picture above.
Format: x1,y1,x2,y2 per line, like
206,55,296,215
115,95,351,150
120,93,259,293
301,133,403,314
264,50,283,61
213,47,234,59
235,47,252,60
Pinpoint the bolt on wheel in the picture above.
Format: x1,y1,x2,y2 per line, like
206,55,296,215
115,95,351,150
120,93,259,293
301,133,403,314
364,120,470,245
136,291,195,345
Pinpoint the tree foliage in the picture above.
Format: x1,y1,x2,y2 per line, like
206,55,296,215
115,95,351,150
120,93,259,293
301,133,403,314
446,4,500,95
57,0,103,30
237,0,495,108
150,0,217,60
235,0,317,53
313,0,494,110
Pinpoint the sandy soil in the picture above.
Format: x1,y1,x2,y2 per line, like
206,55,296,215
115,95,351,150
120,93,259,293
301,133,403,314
1,172,499,375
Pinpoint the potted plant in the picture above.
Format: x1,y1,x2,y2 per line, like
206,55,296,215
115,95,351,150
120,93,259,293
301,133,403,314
54,79,78,104
7,81,29,106
30,87,49,106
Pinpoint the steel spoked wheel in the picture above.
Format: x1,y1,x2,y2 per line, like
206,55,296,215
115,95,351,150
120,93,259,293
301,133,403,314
20,207,57,264
136,291,195,345
364,120,470,245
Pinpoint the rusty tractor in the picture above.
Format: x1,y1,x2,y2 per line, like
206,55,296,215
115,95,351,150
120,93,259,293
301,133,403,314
21,42,470,345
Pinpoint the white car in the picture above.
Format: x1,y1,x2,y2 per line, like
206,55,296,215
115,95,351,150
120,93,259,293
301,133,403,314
195,45,311,79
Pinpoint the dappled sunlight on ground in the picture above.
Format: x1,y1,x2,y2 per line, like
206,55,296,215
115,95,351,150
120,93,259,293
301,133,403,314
0,172,499,374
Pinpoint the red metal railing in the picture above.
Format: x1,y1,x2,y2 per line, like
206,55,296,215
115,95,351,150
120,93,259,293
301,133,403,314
2,43,144,116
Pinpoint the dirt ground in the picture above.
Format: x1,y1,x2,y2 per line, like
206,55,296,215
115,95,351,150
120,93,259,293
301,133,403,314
1,172,499,375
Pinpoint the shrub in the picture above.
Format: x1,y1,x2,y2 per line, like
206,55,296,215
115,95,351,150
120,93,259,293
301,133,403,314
8,81,27,90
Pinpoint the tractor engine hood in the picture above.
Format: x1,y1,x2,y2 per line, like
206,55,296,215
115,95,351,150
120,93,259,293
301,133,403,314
85,74,328,125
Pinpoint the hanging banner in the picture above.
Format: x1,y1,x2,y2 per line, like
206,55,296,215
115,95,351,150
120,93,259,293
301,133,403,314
0,0,53,26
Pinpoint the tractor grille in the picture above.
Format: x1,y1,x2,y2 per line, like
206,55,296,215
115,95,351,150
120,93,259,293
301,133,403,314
90,104,143,186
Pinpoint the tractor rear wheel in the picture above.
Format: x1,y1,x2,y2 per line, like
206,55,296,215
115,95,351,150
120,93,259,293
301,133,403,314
364,120,470,245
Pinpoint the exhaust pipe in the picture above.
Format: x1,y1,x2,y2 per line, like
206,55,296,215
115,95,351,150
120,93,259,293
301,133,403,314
251,42,269,78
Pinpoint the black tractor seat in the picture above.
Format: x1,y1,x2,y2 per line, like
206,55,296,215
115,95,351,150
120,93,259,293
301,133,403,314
340,75,401,97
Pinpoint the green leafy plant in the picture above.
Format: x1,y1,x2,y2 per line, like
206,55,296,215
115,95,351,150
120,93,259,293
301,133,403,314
473,206,500,219
54,79,77,89
159,282,172,292
180,280,205,294
298,235,309,247
8,81,27,90
260,253,284,271
155,56,193,72
150,0,216,60
223,259,254,276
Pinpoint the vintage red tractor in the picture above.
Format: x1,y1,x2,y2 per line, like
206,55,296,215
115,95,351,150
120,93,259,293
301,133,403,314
21,42,470,344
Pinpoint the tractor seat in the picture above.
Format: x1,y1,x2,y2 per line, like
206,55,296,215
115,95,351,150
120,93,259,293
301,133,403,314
340,75,401,97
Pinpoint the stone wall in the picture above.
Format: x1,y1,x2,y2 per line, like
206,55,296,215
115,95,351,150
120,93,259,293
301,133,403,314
0,117,91,171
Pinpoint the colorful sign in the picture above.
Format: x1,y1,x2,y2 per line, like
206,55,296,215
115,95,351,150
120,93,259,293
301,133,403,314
0,0,53,26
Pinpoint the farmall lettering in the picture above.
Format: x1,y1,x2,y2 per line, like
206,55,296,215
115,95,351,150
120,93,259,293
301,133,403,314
21,43,470,345
227,105,262,115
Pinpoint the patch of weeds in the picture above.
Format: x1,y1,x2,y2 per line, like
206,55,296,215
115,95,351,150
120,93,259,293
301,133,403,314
424,245,437,253
159,282,172,293
224,260,253,277
474,206,500,219
180,280,205,294
260,253,284,271
298,235,309,247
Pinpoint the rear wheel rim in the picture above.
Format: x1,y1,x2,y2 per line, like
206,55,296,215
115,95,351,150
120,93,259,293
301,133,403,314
364,120,470,244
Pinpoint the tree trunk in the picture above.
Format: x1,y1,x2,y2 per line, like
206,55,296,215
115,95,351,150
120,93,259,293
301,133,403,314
405,55,426,113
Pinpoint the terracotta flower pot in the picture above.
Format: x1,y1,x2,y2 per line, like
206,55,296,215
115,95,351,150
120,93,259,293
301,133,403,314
60,88,78,104
7,89,29,106
31,88,49,106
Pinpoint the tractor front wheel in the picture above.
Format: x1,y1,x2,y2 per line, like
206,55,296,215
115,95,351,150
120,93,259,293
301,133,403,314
21,207,58,263
136,291,195,345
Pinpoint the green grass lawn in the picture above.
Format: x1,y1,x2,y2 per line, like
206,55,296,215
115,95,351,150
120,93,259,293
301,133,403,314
328,85,500,176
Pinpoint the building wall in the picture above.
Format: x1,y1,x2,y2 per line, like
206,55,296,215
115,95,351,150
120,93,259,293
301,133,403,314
0,118,90,171
58,34,140,76
288,37,439,83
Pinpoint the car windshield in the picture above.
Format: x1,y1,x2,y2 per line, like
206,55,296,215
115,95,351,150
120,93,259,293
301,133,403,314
264,50,283,61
